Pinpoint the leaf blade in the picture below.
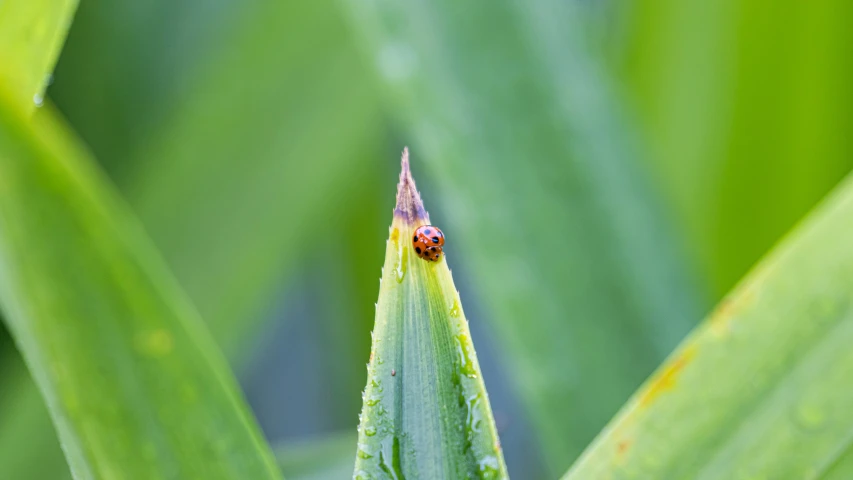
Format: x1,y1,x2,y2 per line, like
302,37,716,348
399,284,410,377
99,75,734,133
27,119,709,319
342,0,703,474
0,99,281,478
624,0,853,297
564,173,853,478
122,0,384,360
0,0,387,475
0,0,78,114
354,150,507,479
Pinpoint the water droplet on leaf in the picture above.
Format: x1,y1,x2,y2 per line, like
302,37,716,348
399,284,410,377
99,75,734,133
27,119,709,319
455,334,477,378
478,455,501,479
391,228,408,282
450,298,461,317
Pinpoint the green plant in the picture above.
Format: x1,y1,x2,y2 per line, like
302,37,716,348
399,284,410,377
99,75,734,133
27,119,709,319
0,99,281,477
2,0,852,479
353,150,506,478
565,173,853,478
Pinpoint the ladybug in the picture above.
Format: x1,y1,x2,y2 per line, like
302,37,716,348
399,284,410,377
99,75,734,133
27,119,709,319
413,225,445,261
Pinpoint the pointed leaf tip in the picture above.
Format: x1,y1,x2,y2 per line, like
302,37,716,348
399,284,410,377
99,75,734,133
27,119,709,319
354,150,508,478
395,147,428,225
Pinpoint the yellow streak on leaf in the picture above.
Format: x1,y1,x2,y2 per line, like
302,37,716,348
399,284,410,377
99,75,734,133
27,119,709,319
639,345,697,407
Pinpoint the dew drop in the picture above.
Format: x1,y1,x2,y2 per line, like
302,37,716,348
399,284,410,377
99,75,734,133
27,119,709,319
465,394,484,440
391,228,408,283
33,93,44,107
450,298,461,317
365,426,377,437
478,455,501,479
455,334,478,378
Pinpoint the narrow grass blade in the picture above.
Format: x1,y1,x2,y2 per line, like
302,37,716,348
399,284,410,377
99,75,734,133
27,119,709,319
354,150,507,479
0,0,77,114
565,173,853,478
343,1,702,474
0,97,281,477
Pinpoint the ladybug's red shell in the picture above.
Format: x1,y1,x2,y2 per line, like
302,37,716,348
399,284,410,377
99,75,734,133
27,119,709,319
413,225,444,261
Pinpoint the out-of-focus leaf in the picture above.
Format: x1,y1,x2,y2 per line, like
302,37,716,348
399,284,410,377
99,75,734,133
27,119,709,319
344,1,701,475
0,0,77,114
624,0,853,296
122,0,383,360
0,353,67,478
308,188,389,430
275,432,356,480
48,0,235,174
0,0,386,476
0,99,281,478
0,7,73,456
245,218,386,441
354,151,507,479
565,173,853,478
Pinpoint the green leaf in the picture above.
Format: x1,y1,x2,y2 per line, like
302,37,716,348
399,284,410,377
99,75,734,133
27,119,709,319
0,0,78,114
624,0,853,296
47,0,232,173
564,173,853,478
0,98,281,478
354,150,507,479
0,353,68,478
121,0,384,360
0,0,387,476
275,432,356,480
343,0,702,474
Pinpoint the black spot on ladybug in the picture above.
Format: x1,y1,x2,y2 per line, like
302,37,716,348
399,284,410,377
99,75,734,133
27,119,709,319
415,247,422,254
424,228,431,235
413,235,418,242
432,237,440,243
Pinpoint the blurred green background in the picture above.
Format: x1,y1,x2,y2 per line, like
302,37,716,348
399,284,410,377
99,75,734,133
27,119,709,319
1,0,851,478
